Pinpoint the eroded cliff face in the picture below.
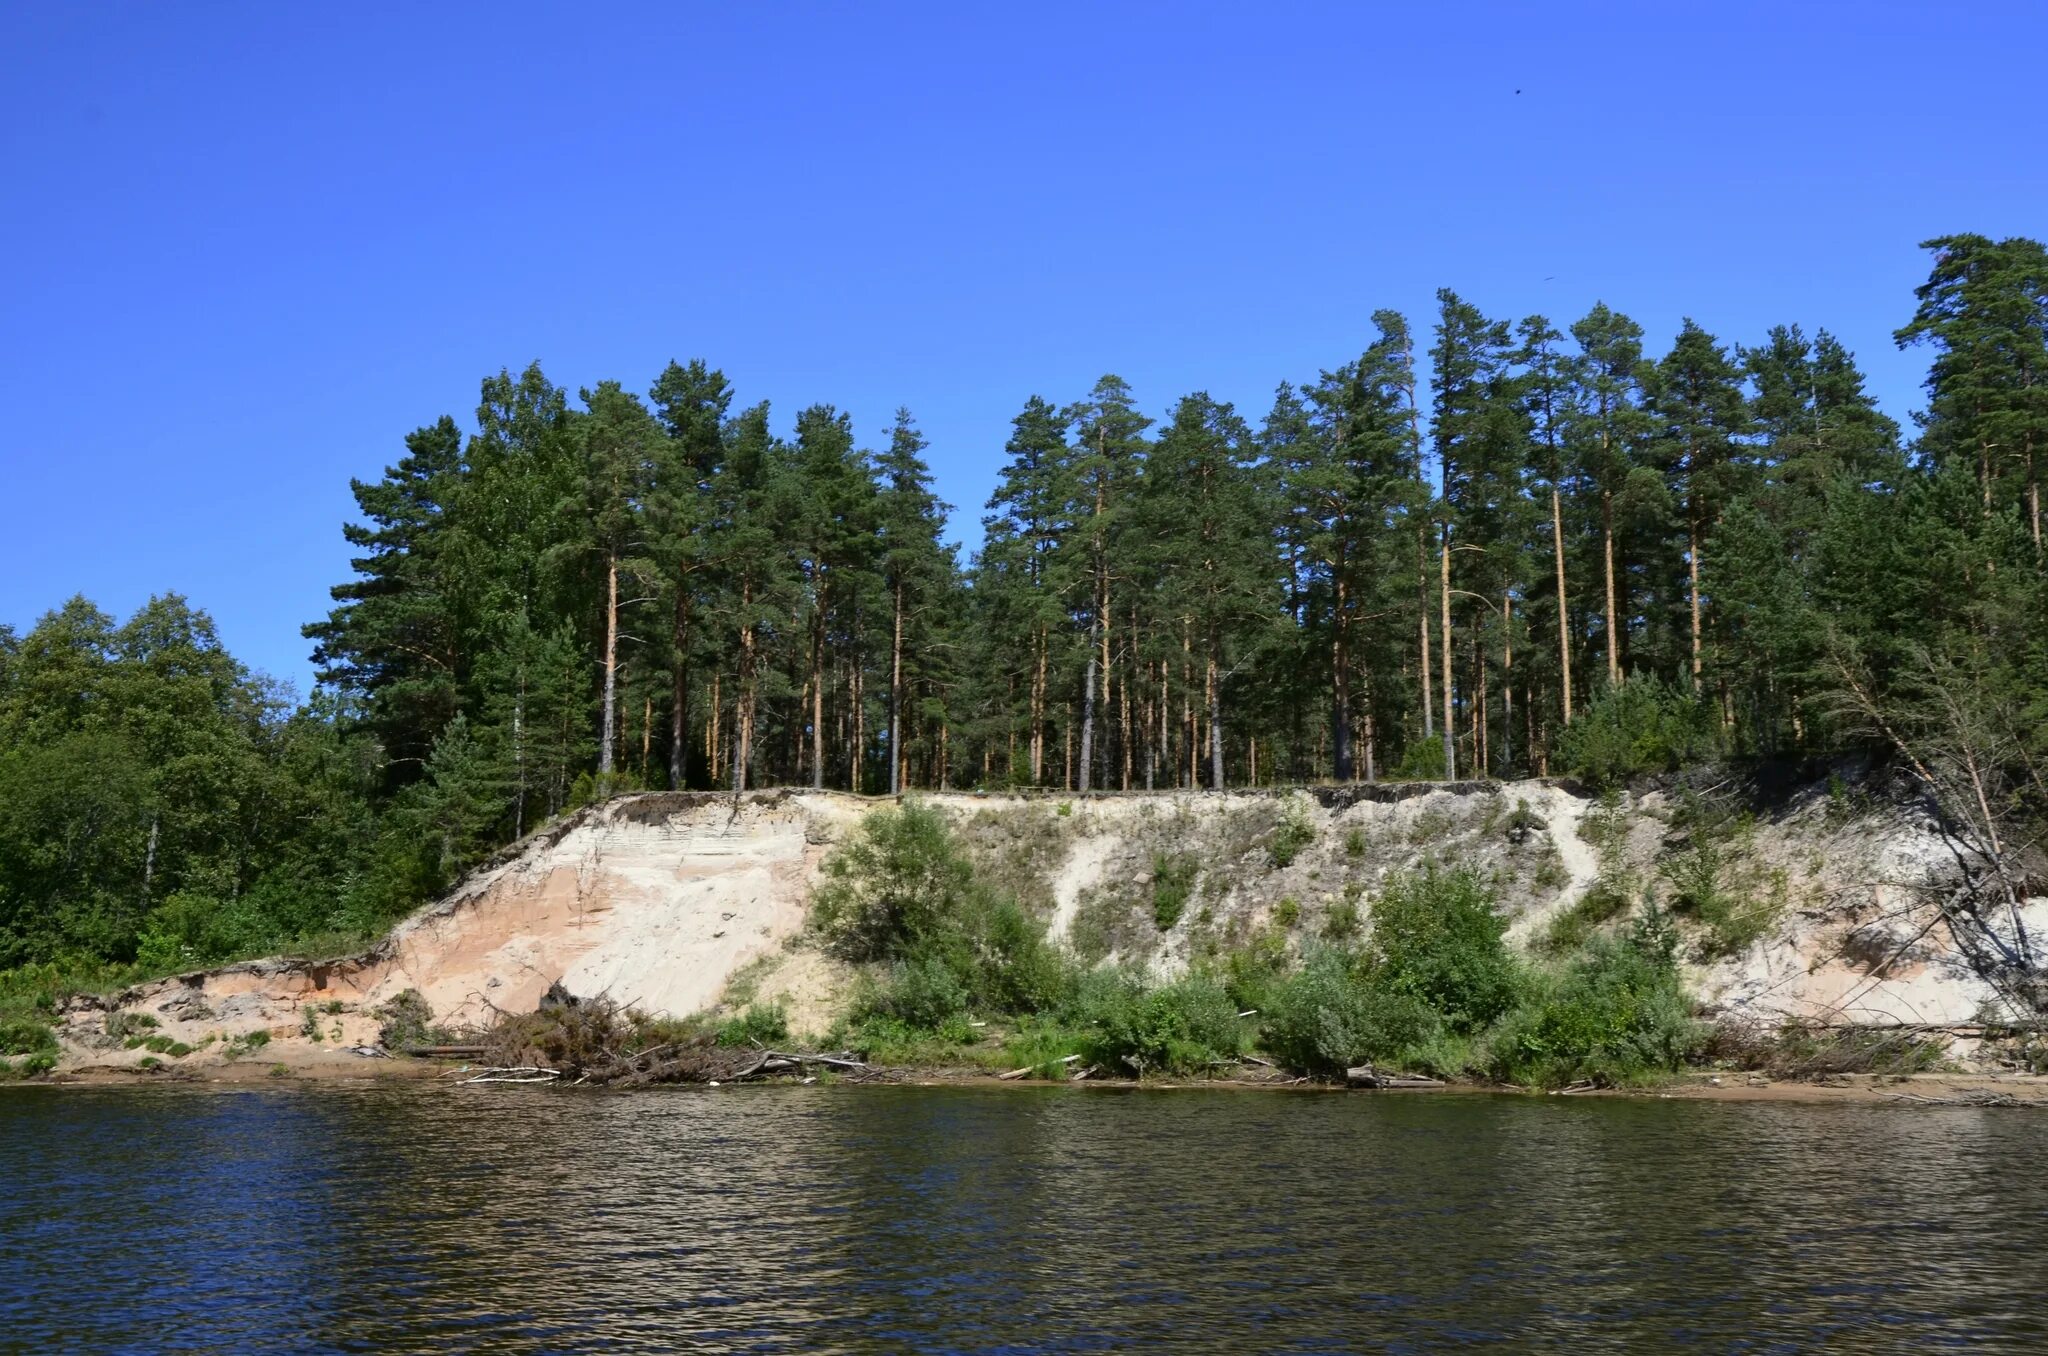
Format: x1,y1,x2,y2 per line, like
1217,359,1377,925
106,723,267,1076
54,775,2040,1073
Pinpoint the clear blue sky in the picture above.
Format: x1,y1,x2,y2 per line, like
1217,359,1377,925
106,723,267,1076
3,3,2043,694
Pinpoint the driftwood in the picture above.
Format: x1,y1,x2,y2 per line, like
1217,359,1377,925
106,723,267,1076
1877,1089,2037,1108
999,1053,1083,1080
1346,1065,1446,1090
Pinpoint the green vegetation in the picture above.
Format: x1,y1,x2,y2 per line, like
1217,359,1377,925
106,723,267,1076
8,234,2048,1063
1150,855,1197,930
813,805,1697,1088
1555,678,1717,787
716,1002,790,1048
1267,802,1316,867
222,1029,271,1061
1488,920,1701,1088
374,989,455,1050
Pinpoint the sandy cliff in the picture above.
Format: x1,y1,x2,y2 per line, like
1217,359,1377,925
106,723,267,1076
53,773,2039,1074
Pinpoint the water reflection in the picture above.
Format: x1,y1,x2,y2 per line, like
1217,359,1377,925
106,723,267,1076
3,1083,2046,1352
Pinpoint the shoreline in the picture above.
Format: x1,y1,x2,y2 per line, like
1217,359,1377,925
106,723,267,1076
21,1054,2048,1106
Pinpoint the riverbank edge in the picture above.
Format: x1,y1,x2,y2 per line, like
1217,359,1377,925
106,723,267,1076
22,1055,2048,1106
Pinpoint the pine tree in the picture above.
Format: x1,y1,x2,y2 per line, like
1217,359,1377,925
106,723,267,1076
1567,305,1657,687
573,382,663,779
875,409,952,794
1896,234,2048,552
1652,321,1751,687
979,397,1073,784
649,359,733,788
1144,393,1272,788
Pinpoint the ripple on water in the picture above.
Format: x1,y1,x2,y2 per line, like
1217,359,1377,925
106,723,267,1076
4,1084,2048,1353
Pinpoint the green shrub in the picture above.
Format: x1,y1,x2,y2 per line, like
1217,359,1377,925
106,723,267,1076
1322,897,1361,941
1556,676,1718,787
812,800,978,961
716,1002,791,1048
1261,948,1442,1076
1072,971,1244,1075
1368,867,1519,1033
1390,738,1446,781
0,1017,57,1057
1272,896,1301,928
1343,827,1367,859
1151,855,1197,930
374,989,451,1050
1503,799,1545,839
1540,878,1632,953
103,1011,158,1042
1268,801,1317,867
856,952,970,1030
1487,919,1700,1088
1658,841,1781,956
1221,925,1292,1015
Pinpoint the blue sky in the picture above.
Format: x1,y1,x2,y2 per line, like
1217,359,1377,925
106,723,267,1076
3,2,2043,693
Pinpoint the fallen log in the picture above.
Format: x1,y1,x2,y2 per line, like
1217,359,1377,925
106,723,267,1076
999,1053,1083,1080
1346,1065,1445,1090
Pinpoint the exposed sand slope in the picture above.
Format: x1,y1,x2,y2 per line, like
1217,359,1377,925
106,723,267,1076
53,775,2044,1075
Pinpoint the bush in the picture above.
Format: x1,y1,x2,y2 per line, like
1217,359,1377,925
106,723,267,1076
374,989,453,1050
1261,948,1442,1077
1220,924,1291,1016
812,800,978,961
856,951,971,1030
814,800,1075,1042
716,1002,790,1048
0,1016,57,1057
1556,676,1718,787
1487,920,1700,1088
1072,970,1244,1075
1268,801,1317,867
1151,854,1197,930
1368,867,1519,1033
1540,878,1632,953
1659,844,1780,957
103,1011,158,1042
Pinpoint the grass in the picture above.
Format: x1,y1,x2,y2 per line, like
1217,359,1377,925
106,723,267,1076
1540,878,1632,953
1151,854,1198,930
1268,801,1316,867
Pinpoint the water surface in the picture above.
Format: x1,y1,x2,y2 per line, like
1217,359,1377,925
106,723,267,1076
3,1082,2045,1352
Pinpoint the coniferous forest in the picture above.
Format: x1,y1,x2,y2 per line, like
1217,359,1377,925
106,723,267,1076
4,233,2047,975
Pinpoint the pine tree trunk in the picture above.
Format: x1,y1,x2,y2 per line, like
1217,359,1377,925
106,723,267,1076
735,577,755,794
1603,489,1621,685
599,550,619,777
512,653,526,839
1121,608,1136,790
890,578,904,796
708,672,720,786
1030,626,1047,783
1689,513,1703,686
810,607,825,791
1551,486,1572,724
1333,566,1353,782
669,585,690,790
1501,590,1513,775
1362,679,1377,785
1078,611,1097,793
1439,525,1454,779
1207,649,1223,790
1418,529,1434,739
851,655,865,794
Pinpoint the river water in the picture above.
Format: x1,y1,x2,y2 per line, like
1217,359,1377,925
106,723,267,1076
2,1083,2045,1353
